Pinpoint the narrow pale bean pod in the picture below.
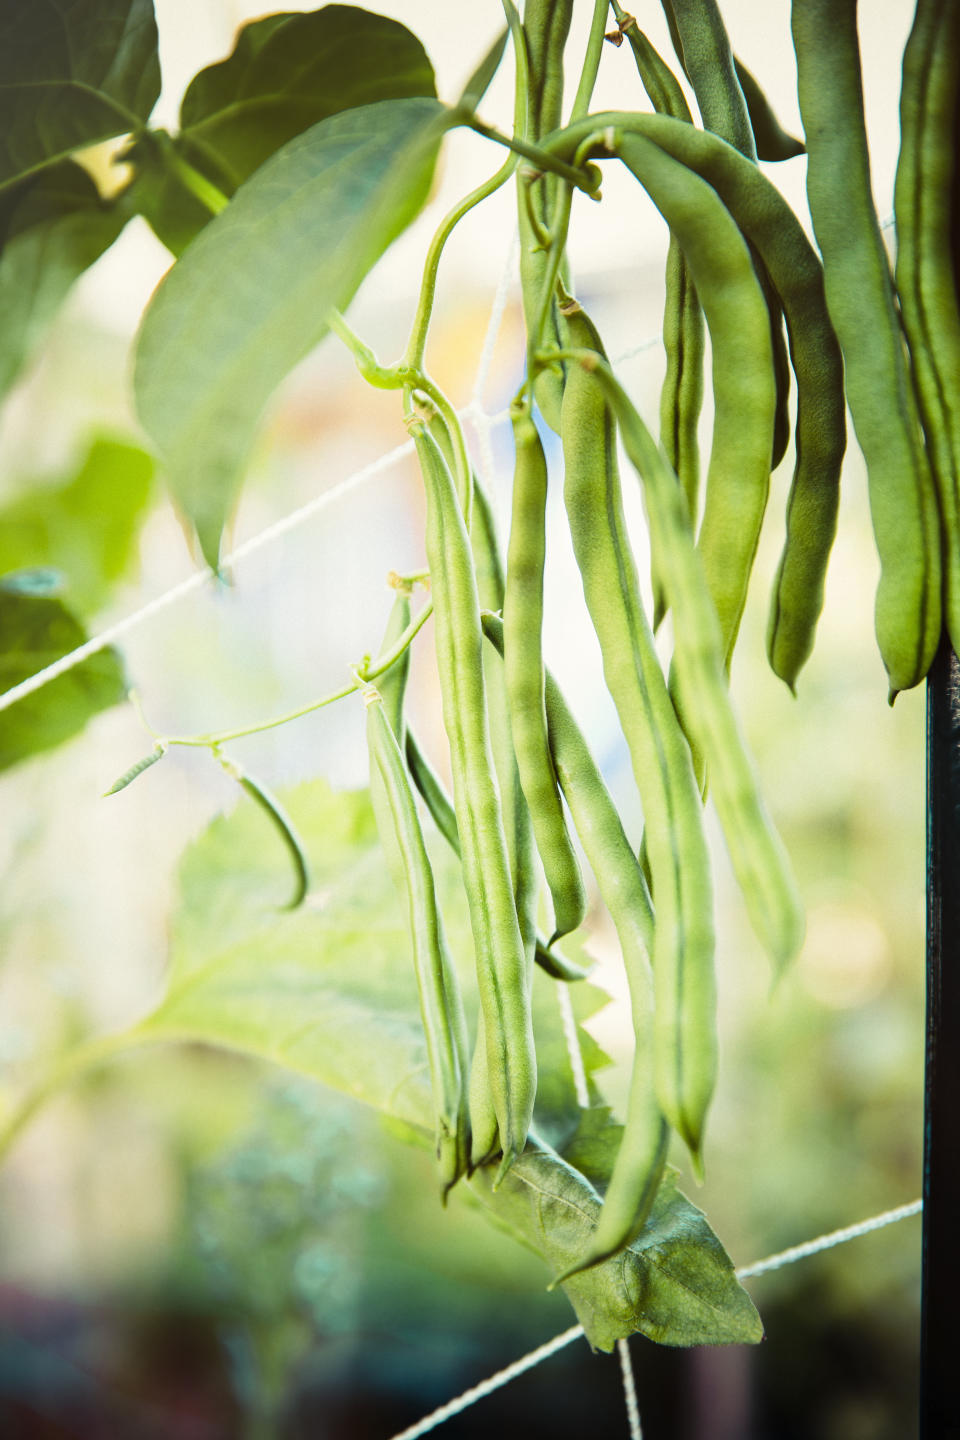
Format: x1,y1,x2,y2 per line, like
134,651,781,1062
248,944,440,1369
617,132,776,670
365,691,471,1196
403,729,591,985
586,357,805,972
895,0,960,656
614,13,704,626
560,301,715,1163
612,111,845,690
483,612,668,1274
505,402,586,941
519,0,574,432
792,0,941,696
412,418,536,1180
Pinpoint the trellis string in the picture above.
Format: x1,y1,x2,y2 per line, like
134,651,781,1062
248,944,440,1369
384,1197,922,1440
617,1338,643,1440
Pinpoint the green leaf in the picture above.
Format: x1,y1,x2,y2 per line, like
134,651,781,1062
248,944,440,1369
0,438,154,615
176,5,437,195
457,27,509,114
0,580,127,771
469,1149,763,1351
0,0,160,190
117,130,225,258
124,778,760,1350
0,162,128,397
134,96,448,570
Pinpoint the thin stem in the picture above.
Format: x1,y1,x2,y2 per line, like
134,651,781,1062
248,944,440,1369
403,158,517,372
466,115,601,195
411,377,474,524
328,310,406,389
167,148,230,215
569,0,613,123
164,600,434,750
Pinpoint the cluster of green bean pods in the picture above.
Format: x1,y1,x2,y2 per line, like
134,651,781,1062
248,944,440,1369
355,0,957,1282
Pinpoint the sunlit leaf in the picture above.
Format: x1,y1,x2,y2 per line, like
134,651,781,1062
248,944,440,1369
0,437,154,614
0,0,160,190
0,580,127,771
134,96,448,570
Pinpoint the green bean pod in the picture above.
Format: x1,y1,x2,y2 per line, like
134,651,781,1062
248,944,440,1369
618,133,776,669
615,17,705,627
894,0,960,657
365,691,471,1196
519,0,574,432
661,0,755,157
560,301,715,1163
615,112,846,690
412,418,536,1180
403,728,591,986
236,773,310,911
792,0,941,695
483,612,668,1273
588,358,805,972
505,402,586,941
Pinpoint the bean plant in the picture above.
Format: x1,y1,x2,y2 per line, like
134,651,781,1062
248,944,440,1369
0,0,952,1366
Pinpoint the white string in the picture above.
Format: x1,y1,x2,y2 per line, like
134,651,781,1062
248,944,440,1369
556,982,591,1109
386,1324,586,1440
617,1339,643,1440
470,231,521,409
734,1197,922,1280
384,1196,922,1440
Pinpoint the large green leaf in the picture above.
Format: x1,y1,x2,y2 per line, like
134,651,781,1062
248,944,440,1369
0,164,127,397
0,574,127,771
126,778,760,1350
0,438,154,615
134,96,448,570
0,0,160,190
177,6,436,194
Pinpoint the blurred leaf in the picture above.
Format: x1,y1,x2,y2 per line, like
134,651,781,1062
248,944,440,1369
0,437,154,615
0,580,127,771
0,0,160,190
126,778,759,1349
457,27,508,113
134,96,448,570
177,5,437,194
0,162,127,396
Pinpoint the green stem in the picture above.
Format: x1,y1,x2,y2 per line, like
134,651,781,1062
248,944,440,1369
569,0,613,122
165,147,230,216
0,1029,159,1168
165,600,434,750
409,379,474,524
328,310,406,389
466,115,601,194
403,157,517,372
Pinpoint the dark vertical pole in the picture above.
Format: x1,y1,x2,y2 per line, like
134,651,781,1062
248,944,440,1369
922,638,960,1439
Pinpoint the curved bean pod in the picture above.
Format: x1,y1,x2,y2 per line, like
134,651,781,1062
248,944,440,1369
612,111,846,690
483,612,668,1273
366,691,471,1196
586,357,804,973
792,0,941,695
617,132,776,669
560,300,715,1163
412,417,536,1180
894,0,960,656
505,402,586,941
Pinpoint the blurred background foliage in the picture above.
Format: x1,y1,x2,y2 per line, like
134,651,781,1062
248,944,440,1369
0,1,923,1436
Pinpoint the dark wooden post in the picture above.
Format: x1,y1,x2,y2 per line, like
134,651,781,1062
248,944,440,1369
922,638,960,1438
